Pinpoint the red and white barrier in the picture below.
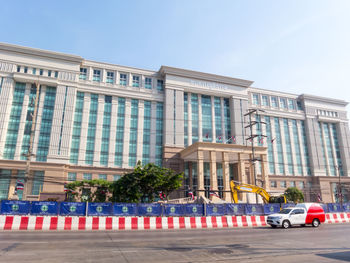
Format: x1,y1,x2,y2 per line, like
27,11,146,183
0,213,348,231
0,215,267,231
325,213,350,224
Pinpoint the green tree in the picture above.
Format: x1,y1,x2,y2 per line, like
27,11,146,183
284,187,304,203
110,161,183,203
66,179,112,202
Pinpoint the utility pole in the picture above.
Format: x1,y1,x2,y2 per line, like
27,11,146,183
244,109,267,203
22,81,40,201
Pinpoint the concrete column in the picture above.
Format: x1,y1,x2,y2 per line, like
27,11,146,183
261,154,269,191
122,98,131,168
305,118,326,176
220,98,226,142
78,93,90,165
164,88,174,146
0,78,14,158
337,122,350,176
238,153,247,202
149,102,157,163
209,151,218,191
108,97,118,166
197,151,205,197
136,100,144,163
222,152,230,201
187,92,192,145
175,90,184,147
211,96,216,143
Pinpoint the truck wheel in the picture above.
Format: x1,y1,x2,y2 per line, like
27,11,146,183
282,220,290,229
312,219,320,227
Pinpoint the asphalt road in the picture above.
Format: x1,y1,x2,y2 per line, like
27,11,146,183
1,224,350,263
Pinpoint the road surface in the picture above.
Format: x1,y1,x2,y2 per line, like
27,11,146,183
1,224,350,262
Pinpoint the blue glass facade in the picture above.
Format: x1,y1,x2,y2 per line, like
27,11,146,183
128,99,138,167
191,94,199,143
85,94,98,165
36,87,56,162
114,97,125,166
31,171,44,195
70,92,84,164
300,121,311,175
331,124,343,176
0,169,11,200
142,101,151,164
100,96,112,166
201,95,212,142
58,86,68,155
274,117,285,174
155,102,163,166
4,82,26,159
292,120,303,175
265,116,275,174
184,93,188,146
214,97,222,143
224,98,231,143
283,119,294,174
20,84,37,160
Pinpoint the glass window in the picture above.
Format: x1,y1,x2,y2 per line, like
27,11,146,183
0,170,11,200
157,79,164,91
201,95,212,142
106,71,114,84
68,172,77,181
299,181,304,189
288,99,296,110
270,180,277,188
252,94,259,105
80,68,87,80
24,67,28,74
17,66,21,72
271,97,278,108
280,181,286,188
145,77,152,89
55,71,58,78
132,76,140,87
99,174,107,180
113,175,121,181
262,95,269,106
93,69,101,82
31,171,44,195
120,74,127,86
290,181,295,187
32,68,36,75
48,70,52,77
40,69,44,76
83,173,92,180
297,101,303,110
280,98,287,109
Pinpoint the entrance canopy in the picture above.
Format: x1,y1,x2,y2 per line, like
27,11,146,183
179,142,268,202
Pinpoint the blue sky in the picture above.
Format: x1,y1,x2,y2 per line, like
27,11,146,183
2,0,350,107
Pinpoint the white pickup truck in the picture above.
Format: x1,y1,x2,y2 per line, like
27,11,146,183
267,203,326,229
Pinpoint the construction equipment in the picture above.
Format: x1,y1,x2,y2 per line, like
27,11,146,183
230,181,286,204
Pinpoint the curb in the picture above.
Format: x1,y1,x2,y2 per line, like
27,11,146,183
0,213,349,231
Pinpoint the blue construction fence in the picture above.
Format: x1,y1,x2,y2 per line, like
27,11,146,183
0,200,349,217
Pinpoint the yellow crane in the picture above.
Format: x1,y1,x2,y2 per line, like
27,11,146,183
230,181,286,204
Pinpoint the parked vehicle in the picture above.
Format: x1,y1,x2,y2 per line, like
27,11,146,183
267,203,325,229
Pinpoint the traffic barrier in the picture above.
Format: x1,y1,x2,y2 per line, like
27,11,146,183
0,213,349,231
0,215,268,230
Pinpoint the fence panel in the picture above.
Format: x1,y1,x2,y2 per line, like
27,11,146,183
60,202,86,216
31,201,59,216
0,200,31,215
87,202,113,216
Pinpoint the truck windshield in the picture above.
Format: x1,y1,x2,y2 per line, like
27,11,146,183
278,209,292,214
